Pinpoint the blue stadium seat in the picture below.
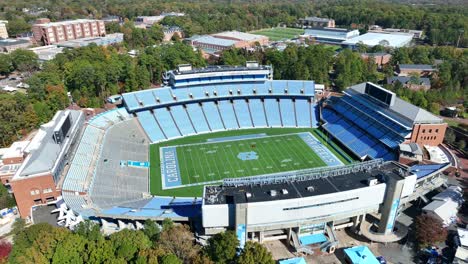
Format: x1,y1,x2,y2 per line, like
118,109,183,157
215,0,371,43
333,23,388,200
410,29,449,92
264,99,282,127
218,100,239,129
295,99,311,127
170,105,196,136
279,99,296,127
154,108,181,139
233,100,253,128
135,90,158,108
185,103,210,133
136,111,166,142
153,88,175,103
123,93,140,111
202,102,225,131
249,99,268,127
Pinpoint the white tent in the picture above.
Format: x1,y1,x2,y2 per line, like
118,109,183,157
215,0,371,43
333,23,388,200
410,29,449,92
423,199,458,226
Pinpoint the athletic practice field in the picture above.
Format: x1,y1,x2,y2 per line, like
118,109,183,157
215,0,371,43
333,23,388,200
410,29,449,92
251,27,305,41
149,128,352,197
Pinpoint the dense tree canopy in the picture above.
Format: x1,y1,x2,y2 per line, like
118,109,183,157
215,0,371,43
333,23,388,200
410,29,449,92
1,0,466,46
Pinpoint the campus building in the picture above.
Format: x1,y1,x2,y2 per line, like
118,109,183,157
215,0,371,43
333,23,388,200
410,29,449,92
0,38,31,53
342,32,413,48
303,27,359,45
297,17,335,28
10,110,84,219
187,31,269,54
397,64,437,77
32,18,106,45
0,20,8,39
56,33,123,48
387,76,431,91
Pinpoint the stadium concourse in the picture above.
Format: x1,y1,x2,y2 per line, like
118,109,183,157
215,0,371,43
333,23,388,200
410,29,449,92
59,63,450,249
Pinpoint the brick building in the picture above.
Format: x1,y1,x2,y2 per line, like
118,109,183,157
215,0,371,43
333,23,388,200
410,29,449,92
32,18,106,45
397,64,437,77
0,141,29,185
10,110,84,219
360,53,392,67
188,31,269,55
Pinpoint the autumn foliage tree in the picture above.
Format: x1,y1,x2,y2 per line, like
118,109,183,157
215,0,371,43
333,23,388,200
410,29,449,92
415,214,448,248
0,240,12,263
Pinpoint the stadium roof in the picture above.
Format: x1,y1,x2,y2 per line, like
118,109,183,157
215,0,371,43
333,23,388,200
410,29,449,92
342,32,413,47
204,162,406,205
191,35,237,47
13,110,83,180
399,64,436,71
410,163,450,179
348,82,443,124
212,31,267,41
387,76,431,86
344,246,380,264
399,143,423,156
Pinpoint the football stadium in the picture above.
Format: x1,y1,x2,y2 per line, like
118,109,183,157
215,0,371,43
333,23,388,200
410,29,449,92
59,62,450,252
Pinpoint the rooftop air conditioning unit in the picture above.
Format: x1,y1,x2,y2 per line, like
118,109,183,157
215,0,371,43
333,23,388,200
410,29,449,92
245,192,252,199
307,186,315,192
367,178,379,186
282,189,289,195
270,190,277,197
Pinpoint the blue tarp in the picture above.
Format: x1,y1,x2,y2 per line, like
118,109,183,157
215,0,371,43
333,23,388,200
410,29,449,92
344,246,380,264
279,257,307,264
299,233,327,245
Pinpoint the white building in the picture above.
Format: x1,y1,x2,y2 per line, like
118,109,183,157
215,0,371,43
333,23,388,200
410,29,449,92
342,32,413,48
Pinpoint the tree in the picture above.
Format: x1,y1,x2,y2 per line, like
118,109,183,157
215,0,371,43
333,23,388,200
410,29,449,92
0,240,12,262
109,229,151,262
0,54,13,76
0,184,16,209
74,220,102,241
205,231,239,264
10,49,39,73
444,129,456,145
415,215,447,248
143,219,161,242
237,241,274,264
160,254,183,264
159,224,200,263
458,139,466,151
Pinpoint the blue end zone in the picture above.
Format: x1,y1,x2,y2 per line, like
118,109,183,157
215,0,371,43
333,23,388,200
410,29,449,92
206,133,267,143
298,132,343,166
299,233,327,245
161,147,182,188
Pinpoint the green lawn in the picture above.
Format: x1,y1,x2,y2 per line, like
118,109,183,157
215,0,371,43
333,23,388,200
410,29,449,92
149,128,353,197
175,133,325,186
251,27,305,41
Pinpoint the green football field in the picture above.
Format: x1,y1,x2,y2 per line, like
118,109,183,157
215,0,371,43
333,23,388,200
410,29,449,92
149,128,354,197
175,133,326,185
251,27,305,41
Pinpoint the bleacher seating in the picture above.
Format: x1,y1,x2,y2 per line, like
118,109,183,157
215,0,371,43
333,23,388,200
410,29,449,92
218,100,239,129
249,99,268,127
296,99,311,127
279,99,296,127
170,105,196,135
154,108,181,138
136,111,166,142
321,108,392,160
233,100,253,128
264,99,282,127
202,102,225,131
185,104,210,133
